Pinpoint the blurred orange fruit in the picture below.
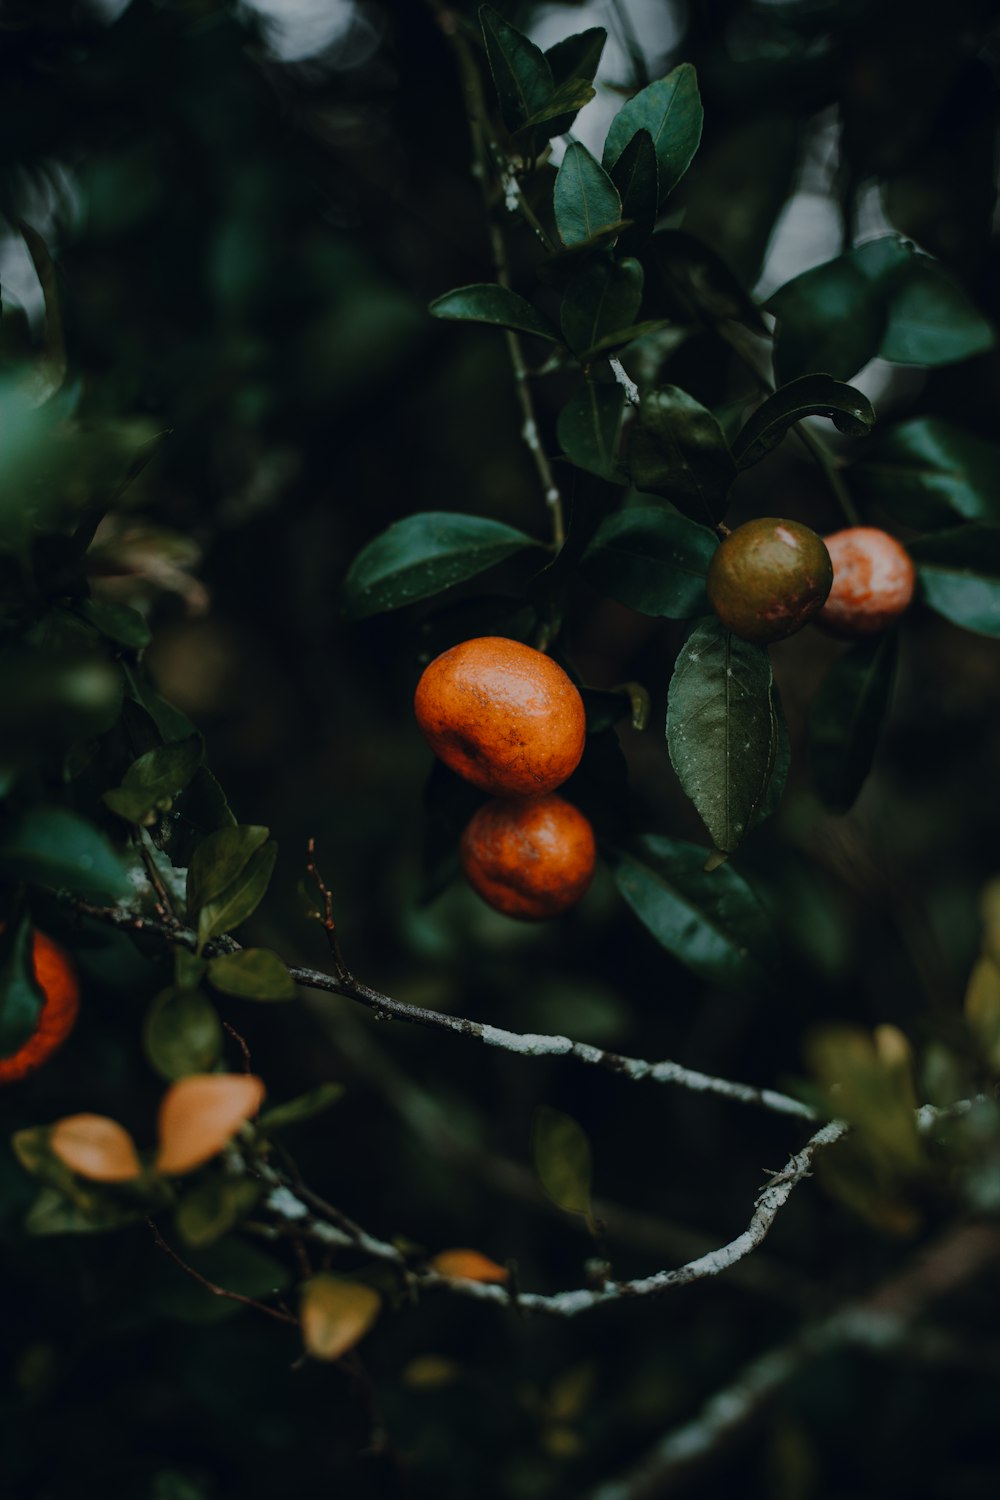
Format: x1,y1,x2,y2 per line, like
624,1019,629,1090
707,517,833,643
0,928,80,1085
414,636,586,796
819,526,915,635
460,794,596,920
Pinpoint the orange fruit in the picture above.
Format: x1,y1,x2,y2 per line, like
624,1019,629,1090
460,793,596,920
414,636,586,796
818,527,915,635
0,928,80,1085
706,517,833,644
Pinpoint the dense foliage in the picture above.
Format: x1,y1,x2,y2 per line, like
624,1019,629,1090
2,2,1000,1497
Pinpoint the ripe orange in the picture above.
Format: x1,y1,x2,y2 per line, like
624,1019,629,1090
414,636,586,797
0,928,80,1084
460,794,596,920
818,527,915,635
706,517,833,644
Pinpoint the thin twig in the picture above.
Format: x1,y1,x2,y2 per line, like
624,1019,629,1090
305,837,350,979
146,1217,299,1328
223,1021,252,1074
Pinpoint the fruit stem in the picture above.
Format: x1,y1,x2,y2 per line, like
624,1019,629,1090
428,0,567,553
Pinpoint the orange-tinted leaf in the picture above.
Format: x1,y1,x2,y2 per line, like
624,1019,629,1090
430,1248,509,1284
300,1275,381,1361
49,1113,143,1183
156,1073,265,1176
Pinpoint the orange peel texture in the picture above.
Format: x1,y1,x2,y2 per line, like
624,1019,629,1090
460,793,596,921
707,518,833,644
414,636,586,797
819,527,916,636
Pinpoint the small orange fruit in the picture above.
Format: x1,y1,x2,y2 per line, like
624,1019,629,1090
414,636,586,796
818,527,915,635
707,517,833,643
460,794,596,920
0,928,80,1085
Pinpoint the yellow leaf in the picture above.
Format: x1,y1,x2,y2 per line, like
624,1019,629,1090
300,1276,381,1361
156,1073,265,1176
401,1355,462,1390
965,955,1000,1065
49,1114,143,1183
430,1248,509,1284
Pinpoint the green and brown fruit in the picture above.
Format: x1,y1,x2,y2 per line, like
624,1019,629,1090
706,517,833,644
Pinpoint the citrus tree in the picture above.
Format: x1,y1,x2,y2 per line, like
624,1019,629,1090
3,2,1000,1497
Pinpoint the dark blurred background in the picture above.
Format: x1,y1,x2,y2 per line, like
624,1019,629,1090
2,1,1000,1496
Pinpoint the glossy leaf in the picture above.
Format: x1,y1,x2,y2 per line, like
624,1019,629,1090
198,841,277,945
649,229,766,333
301,1276,381,1361
342,511,541,620
853,419,1000,528
909,526,1000,636
880,255,994,366
667,617,781,854
545,27,606,89
602,63,703,202
533,1104,592,1217
479,5,552,134
580,505,717,617
609,129,658,254
258,1083,345,1133
808,633,898,813
732,376,876,469
559,257,643,358
49,1114,142,1183
554,143,622,248
156,1073,266,1176
766,243,904,384
611,834,777,985
0,806,130,902
143,985,223,1082
0,915,45,1057
429,284,561,343
625,386,736,526
556,376,625,479
103,734,203,825
186,825,270,918
207,949,296,1002
520,77,596,133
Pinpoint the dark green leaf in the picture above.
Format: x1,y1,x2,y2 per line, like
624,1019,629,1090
909,526,1000,637
186,825,270,917
174,949,207,991
666,617,780,853
852,419,1000,528
766,239,909,383
557,376,625,480
198,841,277,944
519,77,596,133
0,915,45,1058
732,376,876,469
580,506,717,617
553,143,623,248
545,27,606,87
611,834,777,985
429,284,561,343
560,257,643,357
258,1083,346,1133
75,598,151,649
580,319,671,359
143,985,223,1082
808,634,898,813
102,734,204,826
0,806,129,901
207,949,296,1002
25,1186,144,1237
532,1105,592,1217
479,5,553,134
602,64,703,202
609,130,659,254
18,220,67,405
649,229,766,333
879,255,994,365
625,386,736,526
0,647,124,744
342,512,541,620
535,223,634,288
145,1240,290,1326
176,1176,260,1249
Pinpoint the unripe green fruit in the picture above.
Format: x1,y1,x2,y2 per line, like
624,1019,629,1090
706,517,833,644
